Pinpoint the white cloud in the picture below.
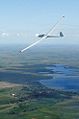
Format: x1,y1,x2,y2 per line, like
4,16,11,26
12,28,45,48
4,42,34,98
1,32,9,37
16,33,20,37
0,31,27,38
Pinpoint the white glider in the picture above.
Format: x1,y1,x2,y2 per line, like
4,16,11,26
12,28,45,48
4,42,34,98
20,16,64,53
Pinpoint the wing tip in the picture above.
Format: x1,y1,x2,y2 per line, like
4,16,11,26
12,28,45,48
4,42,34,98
19,50,23,53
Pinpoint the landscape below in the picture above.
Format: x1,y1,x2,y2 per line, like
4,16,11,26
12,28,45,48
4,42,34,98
0,44,79,119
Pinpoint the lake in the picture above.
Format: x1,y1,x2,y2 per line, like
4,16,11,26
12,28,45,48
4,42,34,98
40,64,79,91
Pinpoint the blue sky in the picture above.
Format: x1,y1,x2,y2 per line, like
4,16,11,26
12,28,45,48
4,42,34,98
0,0,79,44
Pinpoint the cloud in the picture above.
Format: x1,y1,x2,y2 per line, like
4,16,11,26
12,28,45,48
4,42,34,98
16,33,20,37
0,31,27,38
1,32,9,37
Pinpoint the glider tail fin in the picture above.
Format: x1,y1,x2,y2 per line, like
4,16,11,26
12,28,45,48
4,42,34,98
60,32,64,37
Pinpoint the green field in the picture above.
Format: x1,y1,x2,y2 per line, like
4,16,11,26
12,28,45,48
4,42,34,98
0,82,79,119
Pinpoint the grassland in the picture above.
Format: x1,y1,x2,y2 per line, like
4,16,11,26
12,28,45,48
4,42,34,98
0,81,79,119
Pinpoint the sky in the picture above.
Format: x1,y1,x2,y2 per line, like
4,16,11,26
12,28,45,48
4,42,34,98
0,0,79,45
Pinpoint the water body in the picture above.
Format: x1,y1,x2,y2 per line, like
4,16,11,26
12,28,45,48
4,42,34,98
0,44,79,91
40,64,79,91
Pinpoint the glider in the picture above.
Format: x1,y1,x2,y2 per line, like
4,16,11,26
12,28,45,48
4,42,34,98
20,16,64,53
